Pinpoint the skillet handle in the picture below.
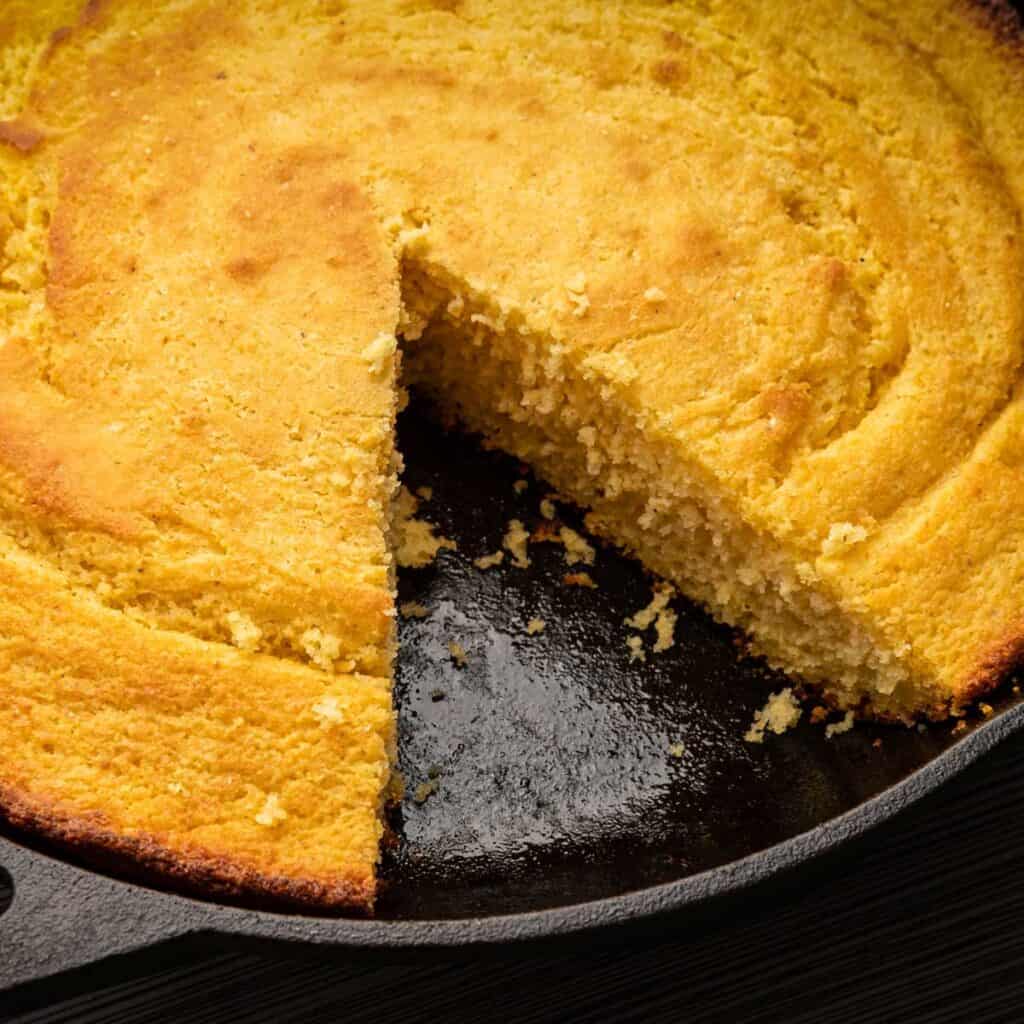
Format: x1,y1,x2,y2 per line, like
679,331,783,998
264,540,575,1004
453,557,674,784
0,836,189,994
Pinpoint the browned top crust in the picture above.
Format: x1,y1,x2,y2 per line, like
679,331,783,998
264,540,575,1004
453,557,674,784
0,118,45,152
963,0,1024,48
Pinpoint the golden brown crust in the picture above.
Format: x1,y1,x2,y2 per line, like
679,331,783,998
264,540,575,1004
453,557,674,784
962,0,1024,48
0,117,45,152
0,783,375,914
959,617,1024,704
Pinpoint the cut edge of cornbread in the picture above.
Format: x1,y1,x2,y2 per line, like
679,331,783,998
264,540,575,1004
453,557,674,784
398,246,1019,722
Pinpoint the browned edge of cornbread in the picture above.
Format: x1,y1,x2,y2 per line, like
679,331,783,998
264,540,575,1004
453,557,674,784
0,783,376,914
951,0,1024,709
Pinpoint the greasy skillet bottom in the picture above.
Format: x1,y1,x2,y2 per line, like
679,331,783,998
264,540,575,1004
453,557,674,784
378,397,974,920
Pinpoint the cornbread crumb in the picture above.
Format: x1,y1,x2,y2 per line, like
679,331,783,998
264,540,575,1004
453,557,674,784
821,522,870,557
953,720,969,735
311,695,345,725
626,584,674,631
565,272,589,317
824,710,855,739
399,602,430,619
559,526,595,566
526,618,546,635
540,498,557,520
531,521,560,544
255,794,288,828
394,486,456,568
580,350,639,387
413,781,438,804
653,607,677,654
626,583,676,656
980,702,995,717
503,519,531,568
225,611,262,653
361,332,397,375
626,635,646,663
744,689,803,744
301,628,343,672
448,641,468,668
668,742,685,758
474,551,505,570
809,706,829,725
513,480,528,494
564,572,597,589
415,486,433,501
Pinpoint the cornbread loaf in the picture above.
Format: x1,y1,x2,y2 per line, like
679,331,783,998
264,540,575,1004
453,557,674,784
1,0,1022,909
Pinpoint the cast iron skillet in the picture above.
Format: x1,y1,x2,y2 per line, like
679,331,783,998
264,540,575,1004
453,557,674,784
1,401,1022,992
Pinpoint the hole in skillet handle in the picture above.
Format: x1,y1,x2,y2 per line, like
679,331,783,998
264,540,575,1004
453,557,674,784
0,866,13,918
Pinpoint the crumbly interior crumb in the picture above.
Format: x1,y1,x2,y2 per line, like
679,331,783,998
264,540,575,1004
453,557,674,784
474,551,505,570
559,526,595,566
502,519,531,568
824,709,855,738
626,584,674,631
394,486,456,569
625,583,677,657
626,635,646,663
744,689,803,744
526,617,546,635
448,641,468,667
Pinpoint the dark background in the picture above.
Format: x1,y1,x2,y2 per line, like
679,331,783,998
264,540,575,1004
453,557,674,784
5,726,1024,1023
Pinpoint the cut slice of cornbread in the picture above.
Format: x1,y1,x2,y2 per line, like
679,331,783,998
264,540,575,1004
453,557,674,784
0,541,393,909
1,0,1023,909
0,1,401,908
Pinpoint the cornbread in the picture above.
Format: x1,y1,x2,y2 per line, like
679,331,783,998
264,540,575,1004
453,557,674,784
1,0,1023,909
745,690,804,745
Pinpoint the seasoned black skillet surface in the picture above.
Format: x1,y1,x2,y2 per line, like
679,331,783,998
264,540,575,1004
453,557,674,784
380,398,974,919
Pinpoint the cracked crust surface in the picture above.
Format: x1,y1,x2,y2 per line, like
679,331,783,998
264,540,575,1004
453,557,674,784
0,0,1022,909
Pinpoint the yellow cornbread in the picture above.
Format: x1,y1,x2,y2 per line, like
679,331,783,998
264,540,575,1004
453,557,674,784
1,0,1023,909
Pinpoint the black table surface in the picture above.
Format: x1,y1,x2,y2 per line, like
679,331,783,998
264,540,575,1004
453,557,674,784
3,725,1024,1024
